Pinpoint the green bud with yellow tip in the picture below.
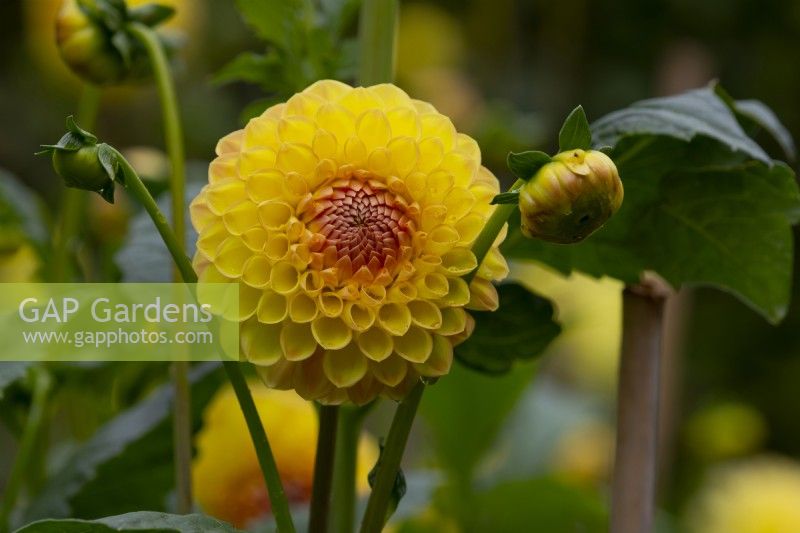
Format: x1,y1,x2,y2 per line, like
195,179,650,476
55,0,175,85
519,149,623,244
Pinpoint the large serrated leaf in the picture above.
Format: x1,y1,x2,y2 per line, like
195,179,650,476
22,364,223,523
456,283,561,374
591,87,771,164
502,135,800,324
15,512,243,533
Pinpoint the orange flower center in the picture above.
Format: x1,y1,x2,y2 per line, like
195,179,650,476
300,176,416,282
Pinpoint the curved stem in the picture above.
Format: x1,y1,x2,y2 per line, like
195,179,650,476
359,382,424,533
52,85,101,281
0,367,52,533
127,21,191,513
115,152,296,532
464,178,525,284
331,403,374,533
308,405,340,533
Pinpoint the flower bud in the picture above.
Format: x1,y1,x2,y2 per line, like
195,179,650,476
519,149,623,244
56,0,128,84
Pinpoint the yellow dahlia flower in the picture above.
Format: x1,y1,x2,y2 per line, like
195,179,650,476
191,80,508,404
193,385,378,529
687,456,800,533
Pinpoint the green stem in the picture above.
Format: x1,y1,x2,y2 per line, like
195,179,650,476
464,178,525,284
308,406,340,533
223,362,297,533
115,153,296,532
127,21,191,512
358,0,399,85
52,85,101,281
358,178,524,531
331,404,374,533
359,382,424,533
0,368,52,533
115,152,196,283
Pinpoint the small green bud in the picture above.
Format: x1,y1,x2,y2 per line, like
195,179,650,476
519,149,623,244
39,116,121,203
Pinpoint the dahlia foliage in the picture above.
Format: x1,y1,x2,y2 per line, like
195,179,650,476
191,80,508,404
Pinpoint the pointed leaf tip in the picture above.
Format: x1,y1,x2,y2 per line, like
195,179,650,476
558,105,592,152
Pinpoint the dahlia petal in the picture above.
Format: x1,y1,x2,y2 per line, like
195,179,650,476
344,136,368,167
257,291,288,324
189,196,216,233
357,109,392,152
312,316,352,350
315,104,356,145
237,284,262,321
387,137,419,177
242,227,267,251
356,327,393,362
394,326,433,364
323,343,368,388
206,178,246,215
276,143,318,175
259,359,296,389
243,116,279,150
443,187,476,222
467,277,500,311
280,322,317,361
408,300,443,330
294,354,334,400
387,281,417,303
289,292,319,323
304,79,352,100
257,201,293,229
416,272,449,299
312,129,338,160
196,222,228,260
377,303,412,336
241,255,271,288
265,234,290,261
284,92,325,119
370,355,408,387
439,151,479,187
420,113,456,150
246,170,285,202
440,248,478,276
215,129,244,156
386,107,421,139
455,213,485,245
425,225,460,255
414,334,453,377
478,248,510,281
368,84,412,108
279,116,317,145
437,307,468,336
214,237,252,277
438,277,471,307
318,292,344,317
222,200,259,235
343,302,375,332
208,153,239,183
241,320,282,366
337,87,383,116
269,261,299,294
239,148,278,175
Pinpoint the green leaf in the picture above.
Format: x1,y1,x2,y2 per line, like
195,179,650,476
0,362,32,400
127,4,176,27
502,135,800,324
490,191,519,205
591,87,771,164
420,363,537,487
558,105,592,151
466,477,607,533
233,0,311,51
14,512,244,533
66,116,98,144
455,283,561,374
212,52,283,87
22,364,224,522
734,99,796,161
506,150,551,181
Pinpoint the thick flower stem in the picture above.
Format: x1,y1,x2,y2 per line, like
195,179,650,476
309,405,340,533
360,382,424,533
52,85,101,281
358,0,399,86
610,281,670,533
224,362,297,533
0,367,52,533
331,404,374,533
127,21,191,513
115,153,296,532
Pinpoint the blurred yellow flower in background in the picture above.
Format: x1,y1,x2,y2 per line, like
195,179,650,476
193,384,378,529
25,0,202,88
687,456,800,533
550,421,614,486
685,402,767,461
191,80,508,404
0,244,41,282
513,262,622,395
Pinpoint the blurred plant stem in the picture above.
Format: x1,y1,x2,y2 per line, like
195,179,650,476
127,21,192,514
52,85,101,281
309,405,340,533
610,280,670,533
358,0,398,86
331,403,374,533
113,151,297,532
0,367,52,533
